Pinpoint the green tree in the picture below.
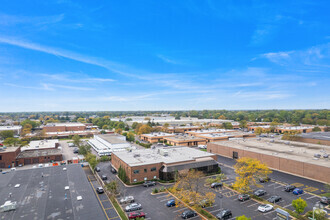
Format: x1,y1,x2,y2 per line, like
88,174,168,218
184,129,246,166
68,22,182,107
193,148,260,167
3,137,21,147
239,120,247,129
223,122,233,129
118,165,129,183
126,132,135,142
72,135,81,147
236,215,251,220
312,127,321,132
132,122,139,129
78,144,91,156
254,127,263,135
86,153,98,170
0,130,14,139
105,180,119,195
292,197,307,214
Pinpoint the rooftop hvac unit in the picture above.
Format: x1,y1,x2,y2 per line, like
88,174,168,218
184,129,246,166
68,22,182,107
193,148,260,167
133,154,140,157
159,149,169,156
0,201,17,212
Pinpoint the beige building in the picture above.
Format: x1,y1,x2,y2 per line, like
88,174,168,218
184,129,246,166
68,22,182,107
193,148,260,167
207,138,330,183
140,132,175,143
185,129,235,136
196,132,256,142
164,135,207,147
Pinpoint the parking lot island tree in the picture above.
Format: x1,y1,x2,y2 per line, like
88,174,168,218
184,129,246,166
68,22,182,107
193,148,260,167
236,215,251,220
72,134,81,147
233,157,272,193
292,197,307,214
170,169,216,207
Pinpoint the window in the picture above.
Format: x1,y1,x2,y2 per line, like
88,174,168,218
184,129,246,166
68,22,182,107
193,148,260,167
0,155,2,160
151,167,156,172
133,170,139,174
144,169,147,173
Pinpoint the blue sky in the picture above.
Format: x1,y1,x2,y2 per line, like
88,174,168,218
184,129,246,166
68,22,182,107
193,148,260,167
0,0,329,112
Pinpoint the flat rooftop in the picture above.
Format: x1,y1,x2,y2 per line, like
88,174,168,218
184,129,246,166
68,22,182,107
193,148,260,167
186,129,235,134
17,148,62,158
0,126,22,131
141,132,175,137
113,146,215,166
0,164,105,220
97,134,128,144
0,146,19,153
212,138,330,168
43,123,85,127
277,126,314,130
300,132,330,141
199,132,254,138
21,139,59,151
165,135,206,142
167,126,200,129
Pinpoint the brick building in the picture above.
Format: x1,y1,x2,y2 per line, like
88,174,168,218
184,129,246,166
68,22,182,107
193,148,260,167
207,138,330,183
111,146,218,183
164,135,207,147
195,132,256,143
165,126,201,133
42,123,86,132
140,132,175,143
185,129,235,136
16,149,62,165
0,147,21,168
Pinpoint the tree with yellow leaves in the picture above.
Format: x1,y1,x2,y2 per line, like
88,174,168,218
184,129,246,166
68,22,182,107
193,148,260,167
254,127,263,135
170,170,216,207
233,157,272,193
137,124,152,135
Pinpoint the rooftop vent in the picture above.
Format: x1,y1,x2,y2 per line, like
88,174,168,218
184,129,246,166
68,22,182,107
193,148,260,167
133,154,140,157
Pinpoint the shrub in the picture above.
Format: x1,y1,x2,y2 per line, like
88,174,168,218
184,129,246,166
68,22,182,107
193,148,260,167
152,188,159,194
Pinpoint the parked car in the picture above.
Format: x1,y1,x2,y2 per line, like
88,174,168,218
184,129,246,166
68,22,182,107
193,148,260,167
143,181,156,187
199,199,213,208
293,188,304,195
211,182,223,188
238,194,250,201
125,203,142,212
101,175,107,180
254,189,267,196
73,148,79,154
128,211,145,219
120,196,135,204
111,168,117,174
258,204,273,213
216,209,232,220
267,196,282,203
95,167,101,172
259,177,271,183
181,210,197,219
68,143,75,147
166,199,176,207
320,197,330,205
96,187,104,194
284,185,296,192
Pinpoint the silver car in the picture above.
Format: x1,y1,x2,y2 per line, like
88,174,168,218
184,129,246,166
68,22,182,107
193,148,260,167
125,203,142,212
120,196,135,204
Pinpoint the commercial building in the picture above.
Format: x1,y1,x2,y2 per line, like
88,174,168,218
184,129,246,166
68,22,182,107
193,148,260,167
248,125,271,132
16,148,62,165
207,138,330,183
185,128,235,136
21,139,60,151
42,123,86,132
0,126,22,135
165,126,202,133
0,147,21,168
164,135,207,147
140,132,175,143
111,146,218,183
88,134,134,156
195,132,256,142
274,126,317,134
0,164,106,220
295,132,330,146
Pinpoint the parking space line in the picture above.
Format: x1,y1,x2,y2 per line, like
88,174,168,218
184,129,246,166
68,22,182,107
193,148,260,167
306,195,317,200
156,194,169,199
160,198,172,202
209,208,222,213
109,217,120,220
268,183,276,187
101,199,109,202
264,210,276,216
173,207,187,213
283,204,292,208
247,203,259,207
274,185,283,189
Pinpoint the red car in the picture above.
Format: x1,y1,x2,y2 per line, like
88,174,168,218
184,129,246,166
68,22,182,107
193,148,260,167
128,211,145,219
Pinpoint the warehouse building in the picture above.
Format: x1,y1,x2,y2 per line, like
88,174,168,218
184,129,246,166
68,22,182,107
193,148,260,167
164,135,207,147
140,132,175,143
0,147,21,168
165,126,202,133
295,132,330,146
207,138,330,183
88,134,134,156
0,126,22,136
196,132,256,142
111,146,218,183
185,128,235,136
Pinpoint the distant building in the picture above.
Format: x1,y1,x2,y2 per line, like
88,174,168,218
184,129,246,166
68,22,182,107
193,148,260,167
140,132,175,143
295,132,330,146
42,123,86,132
194,132,256,143
88,134,134,156
21,139,60,151
111,146,218,183
41,123,100,138
185,128,235,136
165,126,201,133
164,135,207,147
0,126,22,135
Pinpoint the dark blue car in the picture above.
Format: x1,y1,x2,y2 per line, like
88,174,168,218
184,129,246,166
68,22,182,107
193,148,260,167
166,199,176,207
293,188,303,195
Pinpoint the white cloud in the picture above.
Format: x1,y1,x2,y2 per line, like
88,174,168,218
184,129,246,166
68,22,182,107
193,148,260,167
157,54,181,64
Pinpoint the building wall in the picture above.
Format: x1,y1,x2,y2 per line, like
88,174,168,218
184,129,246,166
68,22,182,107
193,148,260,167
294,137,330,146
16,154,62,166
43,125,86,132
0,148,21,168
165,139,207,147
207,143,330,183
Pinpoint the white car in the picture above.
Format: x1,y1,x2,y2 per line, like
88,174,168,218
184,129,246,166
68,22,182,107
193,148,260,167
120,196,135,204
198,145,206,149
258,204,273,213
125,203,142,212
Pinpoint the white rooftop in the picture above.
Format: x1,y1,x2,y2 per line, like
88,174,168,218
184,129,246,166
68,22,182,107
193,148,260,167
0,126,22,131
187,129,235,134
113,146,215,166
21,139,59,151
142,132,175,137
43,123,85,127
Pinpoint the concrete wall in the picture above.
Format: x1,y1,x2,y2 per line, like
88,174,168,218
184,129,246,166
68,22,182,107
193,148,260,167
207,142,330,183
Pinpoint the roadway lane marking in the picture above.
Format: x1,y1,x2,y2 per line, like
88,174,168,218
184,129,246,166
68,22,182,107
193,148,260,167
306,195,317,200
247,203,259,207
